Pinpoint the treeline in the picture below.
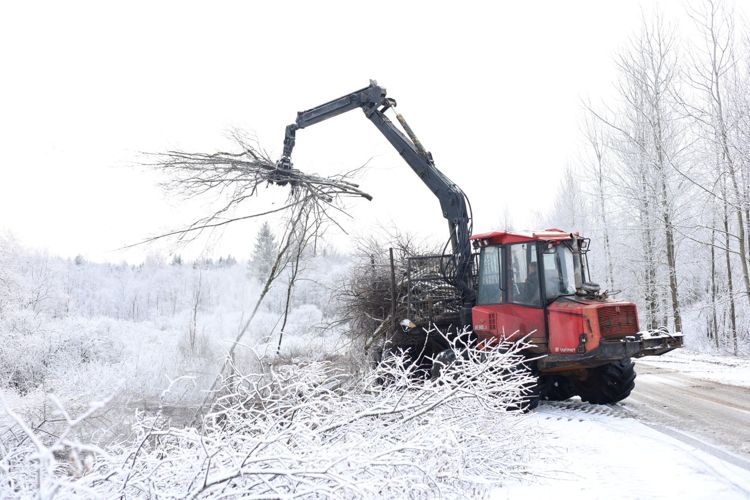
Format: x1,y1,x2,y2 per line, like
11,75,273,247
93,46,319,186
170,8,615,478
0,233,343,324
548,1,749,354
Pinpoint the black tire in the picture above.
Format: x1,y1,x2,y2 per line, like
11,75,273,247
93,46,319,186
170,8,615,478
383,327,446,379
430,349,457,380
577,358,636,404
540,375,577,401
507,363,540,412
369,346,384,369
520,377,541,412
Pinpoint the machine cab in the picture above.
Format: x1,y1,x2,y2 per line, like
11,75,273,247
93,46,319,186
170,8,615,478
470,229,589,352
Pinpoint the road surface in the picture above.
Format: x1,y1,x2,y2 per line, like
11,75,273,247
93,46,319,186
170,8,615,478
623,360,750,471
501,364,750,500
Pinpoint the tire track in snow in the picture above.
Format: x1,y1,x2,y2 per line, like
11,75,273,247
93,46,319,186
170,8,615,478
623,362,750,474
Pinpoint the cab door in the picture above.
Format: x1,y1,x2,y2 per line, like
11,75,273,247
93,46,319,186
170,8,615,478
472,242,546,347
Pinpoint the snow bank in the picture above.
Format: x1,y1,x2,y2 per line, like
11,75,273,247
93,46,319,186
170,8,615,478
495,403,750,499
636,349,750,388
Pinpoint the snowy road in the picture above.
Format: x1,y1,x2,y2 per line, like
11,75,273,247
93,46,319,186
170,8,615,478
625,361,750,466
495,353,750,499
496,399,750,499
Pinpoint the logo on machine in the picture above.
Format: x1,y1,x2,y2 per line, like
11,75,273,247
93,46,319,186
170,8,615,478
554,347,576,353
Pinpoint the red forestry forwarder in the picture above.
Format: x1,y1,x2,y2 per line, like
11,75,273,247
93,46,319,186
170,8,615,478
277,81,683,408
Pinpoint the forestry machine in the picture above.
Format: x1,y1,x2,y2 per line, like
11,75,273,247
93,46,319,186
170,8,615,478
277,81,683,408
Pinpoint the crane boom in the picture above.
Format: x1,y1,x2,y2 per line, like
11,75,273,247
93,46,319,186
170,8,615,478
278,80,475,325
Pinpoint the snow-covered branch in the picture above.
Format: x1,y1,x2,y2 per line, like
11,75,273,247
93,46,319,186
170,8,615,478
1,332,538,498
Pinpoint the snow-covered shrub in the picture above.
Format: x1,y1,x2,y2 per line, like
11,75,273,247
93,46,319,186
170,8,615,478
1,335,537,498
0,313,121,395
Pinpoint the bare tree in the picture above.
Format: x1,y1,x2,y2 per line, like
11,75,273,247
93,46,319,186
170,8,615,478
188,271,202,353
721,176,739,353
546,3,750,353
583,113,616,291
276,203,323,355
684,0,750,309
589,11,685,332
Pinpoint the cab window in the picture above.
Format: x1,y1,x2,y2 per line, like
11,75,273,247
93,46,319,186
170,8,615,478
509,243,541,307
477,245,503,305
543,243,577,301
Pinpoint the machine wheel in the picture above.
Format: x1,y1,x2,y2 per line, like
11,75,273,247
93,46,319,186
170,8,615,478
383,326,446,379
540,375,577,401
577,358,636,404
520,377,541,412
430,349,458,380
507,363,540,412
369,346,384,369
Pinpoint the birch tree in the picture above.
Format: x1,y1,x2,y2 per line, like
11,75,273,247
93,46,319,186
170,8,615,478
591,12,686,332
685,0,750,311
583,114,616,291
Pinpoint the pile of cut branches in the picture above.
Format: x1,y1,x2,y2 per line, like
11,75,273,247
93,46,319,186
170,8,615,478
335,233,464,353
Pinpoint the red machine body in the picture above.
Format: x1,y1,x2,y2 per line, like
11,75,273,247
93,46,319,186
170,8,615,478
467,229,673,374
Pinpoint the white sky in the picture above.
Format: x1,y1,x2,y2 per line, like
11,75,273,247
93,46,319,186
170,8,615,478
1,0,742,262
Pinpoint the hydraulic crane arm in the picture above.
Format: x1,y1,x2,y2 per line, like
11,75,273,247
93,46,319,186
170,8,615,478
278,81,476,323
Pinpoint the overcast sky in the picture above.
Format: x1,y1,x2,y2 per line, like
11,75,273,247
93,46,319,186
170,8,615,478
1,1,744,263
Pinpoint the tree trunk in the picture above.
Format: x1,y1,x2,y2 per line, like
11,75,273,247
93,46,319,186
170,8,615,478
652,80,682,334
710,224,719,348
276,252,300,356
711,42,750,308
659,186,682,333
190,273,202,353
722,193,737,353
725,157,750,309
597,164,615,291
639,168,658,330
643,214,658,330
590,131,616,291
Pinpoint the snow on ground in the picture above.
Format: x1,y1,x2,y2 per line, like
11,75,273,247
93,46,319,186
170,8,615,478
495,402,750,500
637,349,750,388
3,239,750,497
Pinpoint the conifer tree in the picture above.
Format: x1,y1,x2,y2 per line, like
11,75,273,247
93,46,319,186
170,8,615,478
250,222,277,279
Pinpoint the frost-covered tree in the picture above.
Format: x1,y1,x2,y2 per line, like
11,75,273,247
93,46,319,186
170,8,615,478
584,11,686,333
582,114,616,291
250,221,277,280
544,1,750,354
680,0,750,353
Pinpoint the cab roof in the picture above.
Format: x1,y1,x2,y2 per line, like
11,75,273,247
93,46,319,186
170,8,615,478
470,228,578,245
